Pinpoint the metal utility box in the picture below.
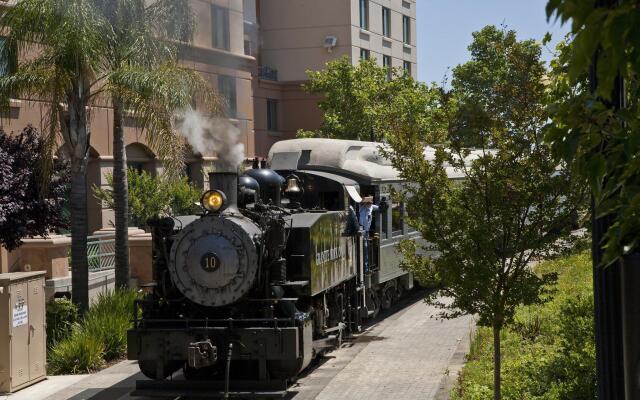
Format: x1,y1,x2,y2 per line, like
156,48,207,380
0,271,46,393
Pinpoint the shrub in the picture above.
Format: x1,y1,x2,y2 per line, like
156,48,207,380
452,251,595,400
93,170,201,230
47,289,141,374
46,298,78,349
80,289,140,361
167,177,201,216
544,293,596,399
48,329,106,374
0,126,69,250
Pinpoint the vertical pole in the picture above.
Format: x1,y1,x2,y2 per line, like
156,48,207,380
590,1,626,398
622,254,640,398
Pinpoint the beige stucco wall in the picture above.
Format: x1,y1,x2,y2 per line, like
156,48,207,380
258,0,353,82
350,0,417,77
252,79,323,157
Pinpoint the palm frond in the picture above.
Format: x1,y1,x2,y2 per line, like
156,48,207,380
144,0,195,43
0,57,70,191
0,0,109,80
107,63,221,179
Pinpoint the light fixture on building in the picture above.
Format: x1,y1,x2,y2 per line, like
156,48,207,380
324,36,337,53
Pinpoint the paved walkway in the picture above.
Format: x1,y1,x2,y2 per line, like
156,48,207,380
289,298,474,400
1,296,474,400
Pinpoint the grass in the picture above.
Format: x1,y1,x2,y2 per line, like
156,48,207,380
47,289,141,375
452,251,596,400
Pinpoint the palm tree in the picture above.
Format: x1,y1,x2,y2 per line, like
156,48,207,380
92,0,218,289
0,0,218,310
0,0,109,314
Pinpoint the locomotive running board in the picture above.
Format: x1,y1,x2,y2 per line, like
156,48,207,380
132,379,287,398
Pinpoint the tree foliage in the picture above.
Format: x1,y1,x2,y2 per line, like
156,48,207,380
299,56,445,142
93,169,200,230
449,26,549,148
383,26,586,400
0,126,69,251
545,1,640,264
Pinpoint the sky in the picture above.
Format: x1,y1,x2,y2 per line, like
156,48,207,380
416,0,571,84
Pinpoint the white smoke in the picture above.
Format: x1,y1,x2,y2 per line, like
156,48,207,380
173,108,245,171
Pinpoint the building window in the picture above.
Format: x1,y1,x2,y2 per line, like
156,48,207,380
211,5,230,51
184,163,193,183
244,37,252,56
359,0,369,30
0,37,16,76
403,61,411,75
382,7,391,38
218,75,237,117
383,55,392,80
360,48,370,61
402,15,411,44
267,99,278,131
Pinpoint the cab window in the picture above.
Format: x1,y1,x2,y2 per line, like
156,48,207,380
391,202,404,237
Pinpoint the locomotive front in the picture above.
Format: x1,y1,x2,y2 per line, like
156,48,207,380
168,173,261,308
127,169,313,386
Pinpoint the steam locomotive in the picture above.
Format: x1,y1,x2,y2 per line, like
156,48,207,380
127,138,421,397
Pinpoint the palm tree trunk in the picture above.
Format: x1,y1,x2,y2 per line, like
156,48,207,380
493,325,502,400
66,77,91,314
67,95,91,314
70,168,89,314
112,97,129,289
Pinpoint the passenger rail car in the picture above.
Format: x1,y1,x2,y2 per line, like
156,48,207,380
127,139,423,396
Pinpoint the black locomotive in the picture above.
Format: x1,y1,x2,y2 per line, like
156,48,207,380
127,138,420,397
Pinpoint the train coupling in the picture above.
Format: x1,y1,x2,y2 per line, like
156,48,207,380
187,340,218,369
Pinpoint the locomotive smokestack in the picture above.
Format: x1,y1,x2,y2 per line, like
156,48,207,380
209,171,239,213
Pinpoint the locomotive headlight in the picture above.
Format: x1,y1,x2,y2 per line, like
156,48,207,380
201,190,226,212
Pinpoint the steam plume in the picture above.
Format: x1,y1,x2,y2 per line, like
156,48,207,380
174,108,245,171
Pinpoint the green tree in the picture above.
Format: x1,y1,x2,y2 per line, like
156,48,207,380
545,1,640,265
299,56,444,142
0,0,110,313
93,0,217,289
383,26,586,400
93,169,200,231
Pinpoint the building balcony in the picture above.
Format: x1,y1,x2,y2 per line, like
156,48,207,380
258,66,278,81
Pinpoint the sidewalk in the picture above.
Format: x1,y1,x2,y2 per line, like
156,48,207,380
0,361,143,400
290,298,474,400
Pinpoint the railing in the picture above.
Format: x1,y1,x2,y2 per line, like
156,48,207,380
258,65,278,81
87,234,115,272
68,234,116,272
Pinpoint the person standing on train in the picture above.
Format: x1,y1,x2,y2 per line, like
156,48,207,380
359,196,379,272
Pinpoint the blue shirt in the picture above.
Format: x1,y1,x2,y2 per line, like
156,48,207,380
358,204,379,232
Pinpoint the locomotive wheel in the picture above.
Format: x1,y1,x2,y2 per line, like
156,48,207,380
381,288,393,310
396,284,405,302
365,290,380,319
138,360,181,380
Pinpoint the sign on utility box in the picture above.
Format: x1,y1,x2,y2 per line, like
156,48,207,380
0,271,46,393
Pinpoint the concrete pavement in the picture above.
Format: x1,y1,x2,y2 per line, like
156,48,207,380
289,297,474,400
1,295,474,400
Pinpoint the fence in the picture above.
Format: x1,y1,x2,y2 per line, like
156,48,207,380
87,235,116,272
67,234,116,272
